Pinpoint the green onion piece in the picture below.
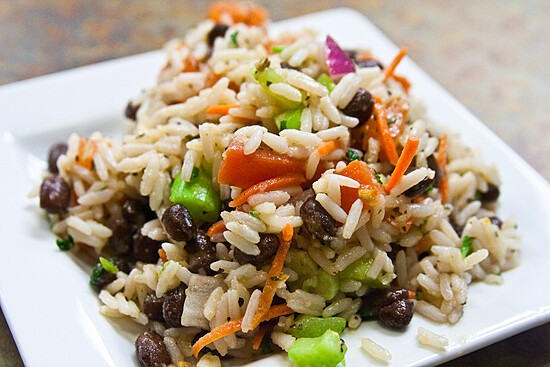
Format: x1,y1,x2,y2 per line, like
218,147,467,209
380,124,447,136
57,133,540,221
290,316,347,338
56,236,74,251
288,330,347,367
169,170,221,223
461,236,475,258
346,149,360,161
275,108,303,131
271,45,287,53
316,73,336,93
100,257,119,274
230,31,239,47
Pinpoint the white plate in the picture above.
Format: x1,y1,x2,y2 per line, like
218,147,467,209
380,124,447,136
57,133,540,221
1,8,549,367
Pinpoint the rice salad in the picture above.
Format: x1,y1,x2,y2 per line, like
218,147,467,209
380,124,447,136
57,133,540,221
35,3,521,366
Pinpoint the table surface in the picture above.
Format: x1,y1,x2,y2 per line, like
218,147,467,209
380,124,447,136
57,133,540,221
1,1,549,366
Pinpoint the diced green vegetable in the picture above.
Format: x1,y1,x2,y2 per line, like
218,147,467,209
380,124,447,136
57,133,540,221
251,60,303,108
311,269,339,300
275,108,303,131
169,170,221,223
317,73,336,93
286,249,318,280
100,257,119,274
230,31,239,47
290,315,347,338
271,45,287,53
56,236,74,251
461,236,475,258
288,330,347,367
338,256,391,288
346,149,360,162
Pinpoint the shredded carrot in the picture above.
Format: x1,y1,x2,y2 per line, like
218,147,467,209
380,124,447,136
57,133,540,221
205,104,241,115
158,248,167,263
207,1,269,27
252,321,275,350
383,47,407,82
392,74,411,93
385,136,419,192
436,135,448,204
408,290,416,300
282,223,294,242
317,140,340,156
399,217,414,234
414,235,431,255
192,303,294,358
229,173,305,207
374,98,399,165
249,233,293,330
76,138,97,170
206,220,227,237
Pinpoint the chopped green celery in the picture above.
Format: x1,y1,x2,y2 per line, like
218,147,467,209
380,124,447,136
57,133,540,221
461,236,475,258
286,249,318,280
169,170,221,223
275,108,303,131
201,157,213,176
271,45,287,53
317,73,336,93
304,269,339,300
288,330,347,367
338,257,391,288
100,257,119,274
290,315,347,338
251,64,303,108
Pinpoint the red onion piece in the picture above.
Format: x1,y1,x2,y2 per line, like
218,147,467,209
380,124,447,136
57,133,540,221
325,35,355,77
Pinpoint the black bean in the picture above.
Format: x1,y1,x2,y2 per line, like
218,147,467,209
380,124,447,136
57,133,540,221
220,199,233,213
135,331,171,367
341,88,374,123
107,217,134,256
207,23,229,47
362,286,409,317
90,268,116,292
427,155,445,189
143,293,165,322
123,199,149,227
404,177,434,198
300,197,338,244
355,59,384,69
234,233,280,267
125,101,140,121
133,232,163,263
187,253,217,275
280,61,299,70
162,285,186,328
450,219,464,237
195,229,215,254
378,299,414,328
479,183,500,202
161,204,196,242
114,258,131,274
47,143,68,174
489,216,503,228
40,175,71,214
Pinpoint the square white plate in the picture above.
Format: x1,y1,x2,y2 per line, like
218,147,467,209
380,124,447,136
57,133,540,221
1,8,549,367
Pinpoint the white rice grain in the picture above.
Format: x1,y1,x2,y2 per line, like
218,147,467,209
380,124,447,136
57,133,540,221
417,327,449,349
361,338,392,362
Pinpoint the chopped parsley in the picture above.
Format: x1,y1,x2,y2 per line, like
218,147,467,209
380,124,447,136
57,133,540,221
230,31,239,47
190,167,200,180
374,174,383,184
346,149,360,162
56,236,74,251
460,236,475,258
474,191,482,200
426,184,434,193
249,210,260,219
387,116,397,125
270,276,281,281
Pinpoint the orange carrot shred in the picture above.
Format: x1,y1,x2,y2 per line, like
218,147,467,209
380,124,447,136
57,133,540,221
383,47,407,82
392,74,411,93
317,140,340,156
192,303,294,358
249,233,293,330
408,290,416,300
205,104,241,115
436,135,448,204
206,220,227,237
282,223,294,242
229,173,305,207
252,321,275,350
399,217,414,234
158,248,167,263
385,136,419,192
374,98,399,165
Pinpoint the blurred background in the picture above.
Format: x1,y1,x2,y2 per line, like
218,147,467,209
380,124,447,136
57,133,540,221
1,0,548,366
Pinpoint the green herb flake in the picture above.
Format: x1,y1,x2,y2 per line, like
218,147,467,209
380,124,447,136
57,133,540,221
56,236,74,251
387,116,397,126
190,167,200,180
426,184,434,193
136,133,145,139
271,45,286,53
346,149,360,162
474,191,482,200
374,174,383,184
249,210,260,219
270,276,281,281
461,236,475,258
99,257,119,274
230,31,239,47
